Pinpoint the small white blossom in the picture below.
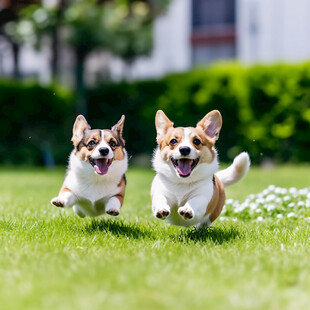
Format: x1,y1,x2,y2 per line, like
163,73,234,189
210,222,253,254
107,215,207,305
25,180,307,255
287,212,296,218
256,216,264,222
297,201,305,207
275,197,282,203
283,196,291,202
277,214,283,219
288,202,295,208
256,208,262,213
298,189,308,196
266,194,276,202
266,204,276,211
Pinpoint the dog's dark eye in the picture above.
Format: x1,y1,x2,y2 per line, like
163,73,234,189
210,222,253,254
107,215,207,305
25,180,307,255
193,138,201,146
88,140,96,147
170,139,178,145
109,140,117,148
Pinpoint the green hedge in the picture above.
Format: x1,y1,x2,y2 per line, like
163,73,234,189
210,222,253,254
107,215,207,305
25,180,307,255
0,80,74,165
88,62,310,164
1,62,310,165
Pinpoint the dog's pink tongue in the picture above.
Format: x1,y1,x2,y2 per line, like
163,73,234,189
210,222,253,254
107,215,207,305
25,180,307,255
176,159,192,176
94,159,109,175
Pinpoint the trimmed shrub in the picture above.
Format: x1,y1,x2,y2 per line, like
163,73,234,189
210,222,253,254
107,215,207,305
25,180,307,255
0,80,74,165
1,62,310,165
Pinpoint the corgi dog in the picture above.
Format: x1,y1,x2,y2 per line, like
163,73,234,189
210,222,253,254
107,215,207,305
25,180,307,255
151,110,250,228
51,115,128,218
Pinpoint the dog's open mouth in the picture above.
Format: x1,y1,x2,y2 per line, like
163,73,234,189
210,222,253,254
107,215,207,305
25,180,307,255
89,157,112,175
171,158,199,177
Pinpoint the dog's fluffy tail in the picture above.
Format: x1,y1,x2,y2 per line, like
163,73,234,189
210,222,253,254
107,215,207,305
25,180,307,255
215,152,250,187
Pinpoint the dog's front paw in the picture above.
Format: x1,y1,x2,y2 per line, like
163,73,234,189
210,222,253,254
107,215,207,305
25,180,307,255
51,197,65,208
106,208,120,216
178,206,194,220
105,197,121,217
155,209,170,219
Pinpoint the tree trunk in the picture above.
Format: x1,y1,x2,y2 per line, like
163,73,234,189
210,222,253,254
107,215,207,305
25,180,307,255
75,49,87,116
12,42,20,79
51,27,59,80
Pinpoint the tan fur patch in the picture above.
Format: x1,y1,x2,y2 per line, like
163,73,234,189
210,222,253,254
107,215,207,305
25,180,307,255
205,175,225,223
75,130,101,161
157,126,215,164
113,174,126,206
103,130,125,161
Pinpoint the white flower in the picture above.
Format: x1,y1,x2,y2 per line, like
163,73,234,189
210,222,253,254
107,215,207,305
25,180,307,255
280,188,288,195
298,189,308,196
268,185,276,191
297,201,305,207
256,216,264,222
226,198,234,205
287,212,296,218
247,194,255,200
266,204,276,211
255,198,265,204
288,202,295,208
219,217,226,221
266,194,276,202
284,196,291,202
274,187,282,194
262,189,270,196
256,208,262,213
275,197,282,204
277,214,283,219
289,187,297,194
250,203,258,210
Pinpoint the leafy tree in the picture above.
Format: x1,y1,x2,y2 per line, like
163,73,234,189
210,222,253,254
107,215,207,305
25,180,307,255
4,0,170,114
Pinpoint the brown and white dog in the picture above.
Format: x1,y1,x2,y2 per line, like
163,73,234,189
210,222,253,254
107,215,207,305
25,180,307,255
51,115,127,218
151,110,250,228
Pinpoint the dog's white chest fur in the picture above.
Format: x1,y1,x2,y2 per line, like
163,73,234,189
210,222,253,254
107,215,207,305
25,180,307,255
67,152,126,202
62,151,127,217
151,148,218,227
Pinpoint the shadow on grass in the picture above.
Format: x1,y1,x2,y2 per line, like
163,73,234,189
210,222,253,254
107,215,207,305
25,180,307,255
174,225,241,245
84,218,153,240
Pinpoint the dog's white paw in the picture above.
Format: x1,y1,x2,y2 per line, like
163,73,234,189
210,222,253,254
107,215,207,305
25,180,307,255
178,206,194,220
155,208,170,220
105,197,121,217
106,208,120,216
51,197,66,208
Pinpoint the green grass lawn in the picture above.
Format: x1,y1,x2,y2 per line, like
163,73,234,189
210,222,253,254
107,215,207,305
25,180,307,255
1,165,310,310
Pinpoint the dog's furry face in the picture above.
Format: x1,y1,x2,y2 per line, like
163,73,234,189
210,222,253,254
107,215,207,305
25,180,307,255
71,115,125,175
155,110,222,178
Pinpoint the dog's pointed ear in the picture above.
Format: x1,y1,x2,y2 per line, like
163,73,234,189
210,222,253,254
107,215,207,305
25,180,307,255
112,115,125,146
196,110,222,143
71,115,91,146
155,110,174,141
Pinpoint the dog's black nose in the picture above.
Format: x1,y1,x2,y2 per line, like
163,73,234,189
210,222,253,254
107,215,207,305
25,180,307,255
99,147,109,156
179,146,191,156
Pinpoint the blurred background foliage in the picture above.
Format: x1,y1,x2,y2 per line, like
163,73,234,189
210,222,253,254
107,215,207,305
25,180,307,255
1,1,310,166
1,62,310,166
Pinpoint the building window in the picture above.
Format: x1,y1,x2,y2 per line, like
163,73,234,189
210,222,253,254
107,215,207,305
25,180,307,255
191,0,236,65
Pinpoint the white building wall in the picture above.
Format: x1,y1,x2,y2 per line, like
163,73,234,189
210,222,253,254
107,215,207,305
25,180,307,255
237,0,310,64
